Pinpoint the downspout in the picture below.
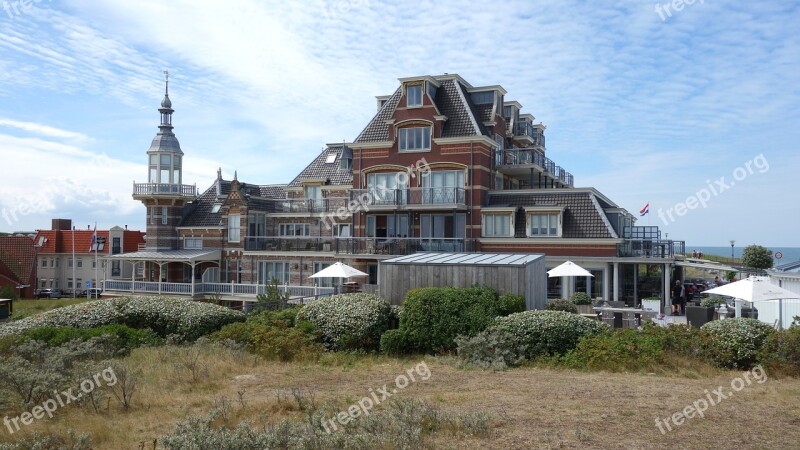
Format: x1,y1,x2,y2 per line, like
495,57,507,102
470,142,474,243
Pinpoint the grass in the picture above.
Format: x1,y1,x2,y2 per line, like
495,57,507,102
9,298,93,321
1,344,799,449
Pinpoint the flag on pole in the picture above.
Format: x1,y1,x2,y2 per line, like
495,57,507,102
89,223,97,252
639,202,650,217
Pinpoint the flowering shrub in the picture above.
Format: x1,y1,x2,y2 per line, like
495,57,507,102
701,318,775,369
545,299,578,314
0,297,245,341
491,310,606,358
297,293,391,351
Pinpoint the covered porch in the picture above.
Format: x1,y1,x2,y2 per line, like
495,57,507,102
104,249,221,298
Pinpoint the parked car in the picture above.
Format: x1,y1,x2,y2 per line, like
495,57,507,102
86,288,103,298
36,289,63,299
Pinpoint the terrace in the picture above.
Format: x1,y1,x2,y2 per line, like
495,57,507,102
349,187,467,209
243,236,476,255
494,148,574,188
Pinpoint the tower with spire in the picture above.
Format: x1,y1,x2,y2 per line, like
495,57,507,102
133,71,196,250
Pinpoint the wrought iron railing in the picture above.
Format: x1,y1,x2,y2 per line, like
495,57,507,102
349,187,466,207
617,240,686,258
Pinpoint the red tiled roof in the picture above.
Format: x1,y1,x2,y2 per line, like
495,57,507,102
34,229,146,255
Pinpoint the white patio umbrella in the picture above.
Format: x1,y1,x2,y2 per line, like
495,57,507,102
547,261,594,298
309,262,368,279
703,276,800,328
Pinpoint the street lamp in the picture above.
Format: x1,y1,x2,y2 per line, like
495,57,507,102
730,240,735,260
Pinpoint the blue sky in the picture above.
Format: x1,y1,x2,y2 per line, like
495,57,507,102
0,0,798,247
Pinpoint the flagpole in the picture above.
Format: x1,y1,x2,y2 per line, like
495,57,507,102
94,222,98,298
71,225,75,299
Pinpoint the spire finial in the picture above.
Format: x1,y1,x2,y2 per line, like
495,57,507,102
234,170,238,181
164,70,169,95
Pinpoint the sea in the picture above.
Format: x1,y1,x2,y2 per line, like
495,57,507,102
687,246,800,266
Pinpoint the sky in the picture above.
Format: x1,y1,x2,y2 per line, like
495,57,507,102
0,0,798,248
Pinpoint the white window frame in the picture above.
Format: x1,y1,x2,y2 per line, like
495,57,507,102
185,238,203,249
228,214,241,242
398,127,431,152
482,211,514,237
406,84,423,107
333,223,351,237
524,207,563,237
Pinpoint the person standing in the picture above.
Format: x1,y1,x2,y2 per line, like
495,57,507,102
671,280,685,316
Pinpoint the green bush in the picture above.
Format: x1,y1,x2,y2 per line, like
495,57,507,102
23,324,162,355
0,296,245,341
380,329,412,355
297,293,391,351
247,321,322,362
455,326,528,370
760,326,800,376
390,286,506,354
248,307,301,327
491,310,606,358
498,293,526,315
700,296,724,308
700,318,775,369
569,292,592,305
560,328,666,372
545,299,579,314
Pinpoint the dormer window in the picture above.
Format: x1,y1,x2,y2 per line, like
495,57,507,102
340,157,351,170
524,207,564,237
407,84,423,107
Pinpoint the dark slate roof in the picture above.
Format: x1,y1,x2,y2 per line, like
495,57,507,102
488,191,615,239
472,103,494,124
355,88,402,143
436,79,485,138
259,185,286,199
287,146,354,188
0,236,37,286
355,77,495,142
180,180,286,227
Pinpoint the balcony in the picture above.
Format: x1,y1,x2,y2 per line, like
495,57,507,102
242,236,477,256
335,237,477,255
244,236,332,252
494,148,574,188
514,121,545,147
617,239,686,258
132,182,196,199
273,197,350,214
349,187,467,209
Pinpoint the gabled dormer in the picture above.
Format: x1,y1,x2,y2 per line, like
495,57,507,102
398,76,441,110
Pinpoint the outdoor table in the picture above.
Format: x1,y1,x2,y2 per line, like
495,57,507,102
594,307,655,328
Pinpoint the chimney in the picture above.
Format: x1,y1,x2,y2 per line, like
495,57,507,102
52,219,72,230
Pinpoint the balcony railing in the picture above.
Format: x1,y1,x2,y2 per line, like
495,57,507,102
132,182,196,197
494,149,574,187
617,239,686,258
349,187,467,208
274,198,350,214
515,121,546,147
244,236,332,252
335,237,476,255
103,279,334,299
242,236,476,255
